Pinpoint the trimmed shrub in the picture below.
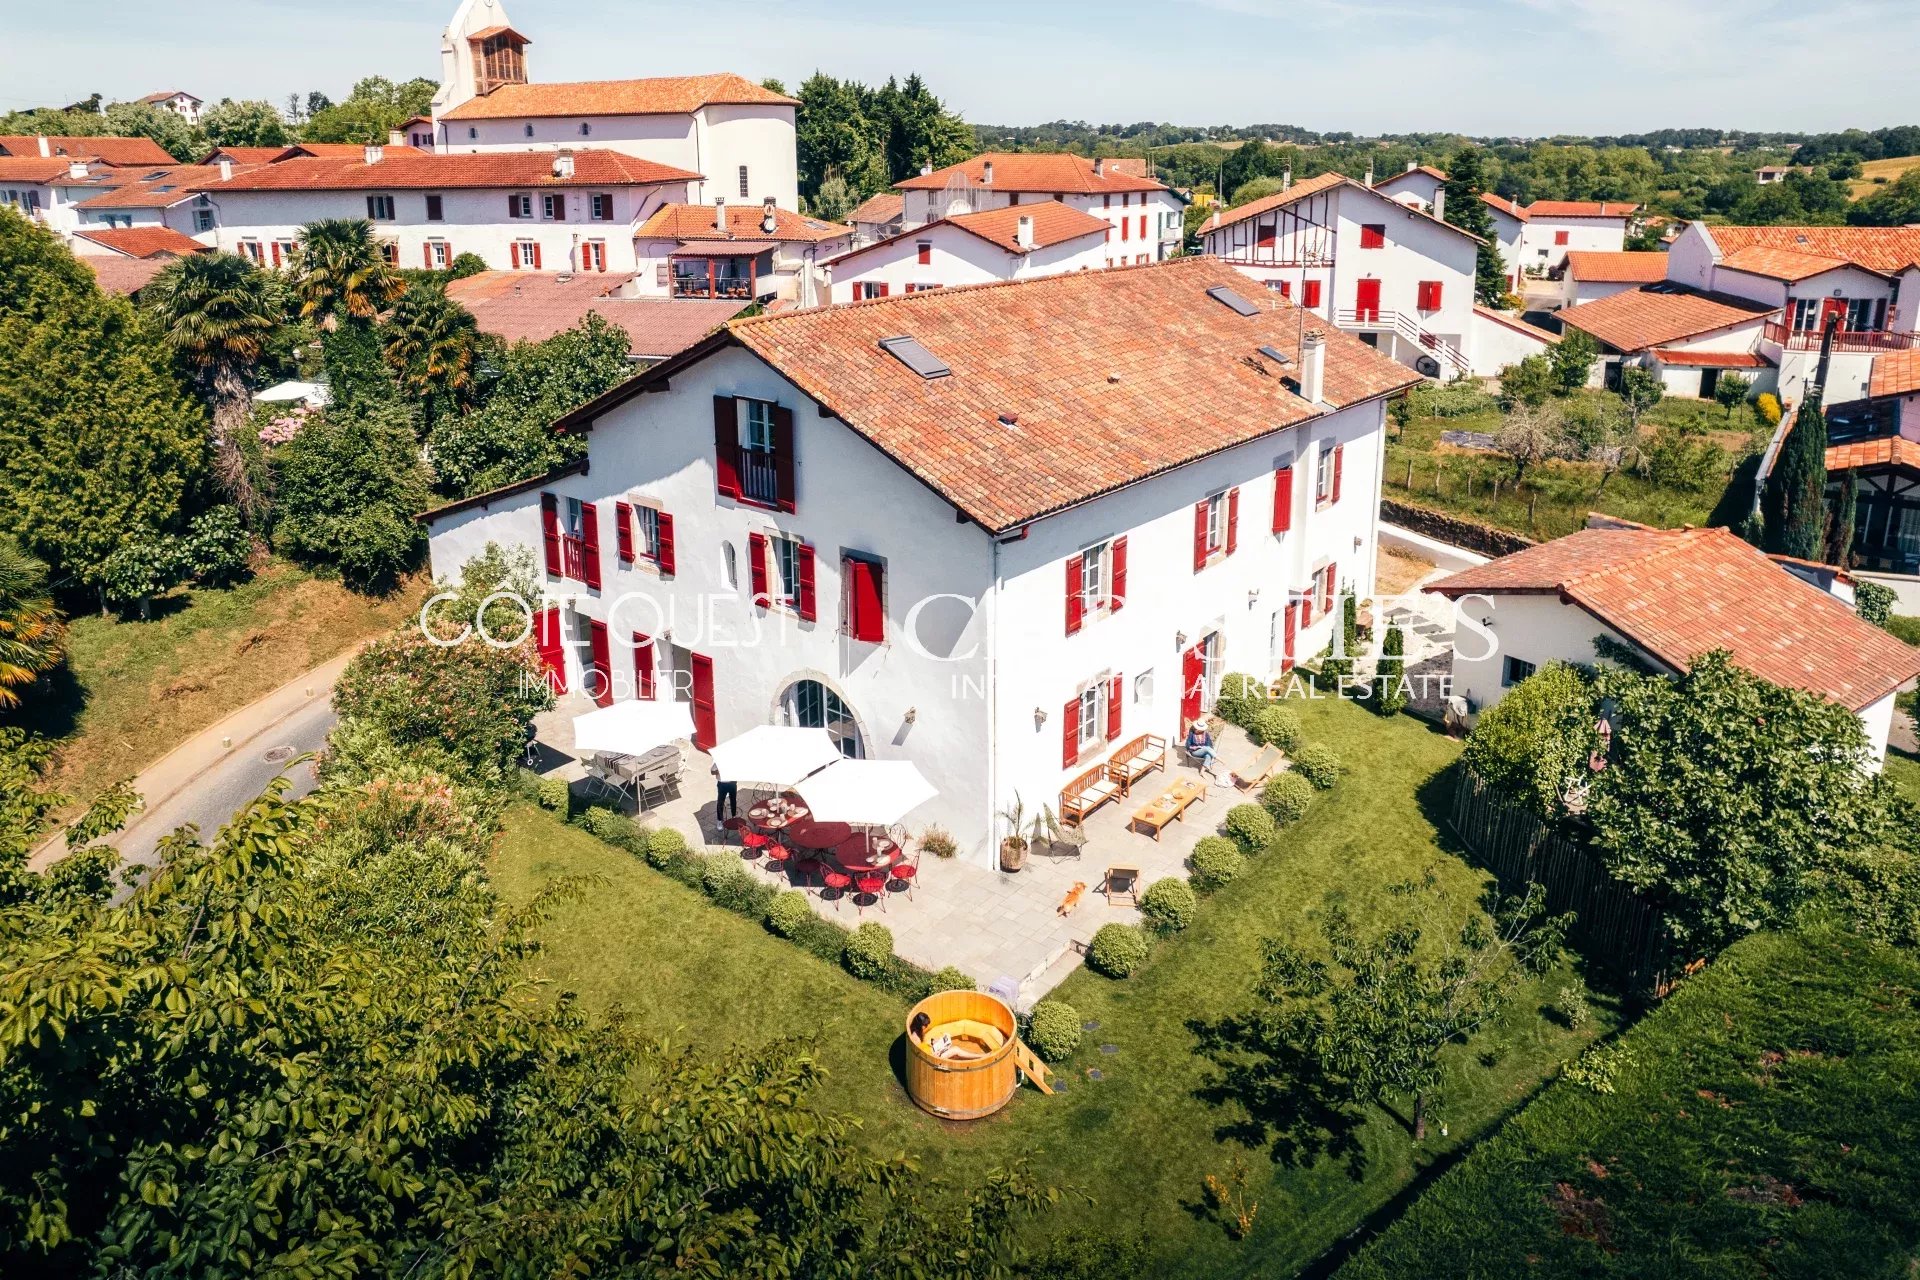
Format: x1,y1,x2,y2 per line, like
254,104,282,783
1292,742,1342,789
1250,704,1302,751
644,826,688,868
1087,923,1150,978
535,775,570,815
1189,836,1247,892
1262,771,1314,824
927,965,975,993
843,922,894,979
1026,1000,1083,1062
700,855,757,910
1212,672,1269,728
581,805,638,849
765,890,811,938
1222,803,1276,853
1139,877,1198,935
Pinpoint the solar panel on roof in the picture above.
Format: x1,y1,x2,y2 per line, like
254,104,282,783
878,335,950,379
1257,345,1293,366
1206,285,1260,317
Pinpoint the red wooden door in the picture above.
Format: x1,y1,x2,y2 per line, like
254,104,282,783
1819,297,1848,333
1282,601,1299,672
1355,278,1382,323
1180,642,1206,729
587,618,612,706
535,607,568,694
688,652,716,751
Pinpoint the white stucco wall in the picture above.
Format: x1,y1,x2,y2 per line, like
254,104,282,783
903,186,1184,262
1560,277,1644,309
1469,308,1557,376
825,224,1104,301
1518,215,1628,273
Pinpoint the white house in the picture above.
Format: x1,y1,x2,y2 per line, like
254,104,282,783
1483,195,1638,280
894,153,1185,266
428,0,799,211
1424,524,1920,766
823,201,1109,302
1374,163,1448,212
68,163,239,243
137,90,203,125
0,156,128,239
1557,282,1777,398
190,147,699,274
632,199,850,307
846,192,905,246
419,257,1418,859
1559,250,1668,308
1199,170,1484,380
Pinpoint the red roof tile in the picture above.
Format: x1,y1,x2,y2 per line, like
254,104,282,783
76,165,238,209
1558,284,1773,353
1717,244,1865,282
1564,250,1669,283
190,150,698,193
72,226,208,258
1204,170,1484,246
199,146,296,165
444,270,743,358
1427,525,1920,710
827,200,1107,270
846,192,904,225
1869,351,1920,400
896,152,1167,195
1481,192,1528,221
1827,436,1920,472
1648,347,1771,368
1707,225,1920,276
636,202,847,244
0,135,175,165
0,157,80,182
1525,200,1640,218
441,73,796,120
80,254,170,295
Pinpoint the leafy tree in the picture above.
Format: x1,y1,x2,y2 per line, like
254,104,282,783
795,72,887,198
198,97,290,148
101,100,203,162
1372,623,1407,715
272,401,431,588
98,532,187,619
1440,145,1509,305
868,73,973,185
319,309,400,410
1713,370,1753,418
1561,398,1642,492
1615,364,1665,433
811,171,855,222
1643,426,1726,492
0,538,63,709
1495,401,1569,480
1548,327,1599,395
1762,396,1827,559
1850,168,1920,227
1497,353,1555,410
302,75,437,144
1460,661,1599,818
382,281,479,428
0,726,136,908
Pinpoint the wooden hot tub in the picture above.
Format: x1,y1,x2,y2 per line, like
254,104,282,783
903,990,1020,1120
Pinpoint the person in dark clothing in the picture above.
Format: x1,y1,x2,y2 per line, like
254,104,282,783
713,764,739,819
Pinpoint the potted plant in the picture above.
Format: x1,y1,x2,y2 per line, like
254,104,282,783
998,794,1031,872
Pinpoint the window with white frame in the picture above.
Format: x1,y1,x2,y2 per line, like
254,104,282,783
1502,655,1536,687
542,193,566,221
1202,491,1226,554
770,532,803,606
1080,540,1118,618
1315,445,1336,504
427,240,449,268
194,208,215,232
632,504,661,564
1077,683,1105,753
590,193,613,220
743,398,776,453
509,193,532,219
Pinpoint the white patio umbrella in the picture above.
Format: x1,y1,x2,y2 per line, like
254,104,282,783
794,758,938,826
570,699,695,757
708,724,843,786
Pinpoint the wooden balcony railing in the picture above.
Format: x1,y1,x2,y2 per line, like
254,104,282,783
1763,321,1918,353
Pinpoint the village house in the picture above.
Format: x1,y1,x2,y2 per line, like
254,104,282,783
0,155,133,240
894,153,1186,266
1373,162,1448,212
630,199,849,306
444,269,744,362
189,146,700,274
1559,249,1669,308
823,201,1109,302
0,134,176,166
428,0,799,211
1555,281,1776,398
137,90,203,125
69,164,239,243
845,192,905,246
1197,170,1485,380
1485,196,1639,281
419,257,1416,859
1424,524,1920,765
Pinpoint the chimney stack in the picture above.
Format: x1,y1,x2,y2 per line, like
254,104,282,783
363,144,384,165
218,159,234,182
920,162,932,176
1406,160,1418,173
713,194,726,233
982,159,994,185
1093,156,1105,176
1299,329,1327,405
388,128,405,147
35,136,50,157
1364,165,1374,188
552,151,575,179
1281,167,1292,192
1015,213,1034,249
761,195,777,234
67,160,88,180
1432,186,1446,221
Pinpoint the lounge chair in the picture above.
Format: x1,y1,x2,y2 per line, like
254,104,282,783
1231,745,1284,791
1104,864,1141,906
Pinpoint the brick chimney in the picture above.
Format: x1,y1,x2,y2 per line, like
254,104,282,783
363,144,384,165
982,159,994,186
1015,213,1034,249
1300,329,1327,405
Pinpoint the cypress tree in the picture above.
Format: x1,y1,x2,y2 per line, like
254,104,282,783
1441,146,1511,306
1762,398,1827,560
1826,469,1856,568
1373,624,1408,716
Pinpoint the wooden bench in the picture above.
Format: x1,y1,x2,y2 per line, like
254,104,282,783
1104,733,1168,796
1060,762,1122,828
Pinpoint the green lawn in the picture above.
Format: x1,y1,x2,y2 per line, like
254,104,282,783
1336,926,1920,1279
493,696,1613,1277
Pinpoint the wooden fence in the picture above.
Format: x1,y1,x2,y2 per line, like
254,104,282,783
1448,769,1675,994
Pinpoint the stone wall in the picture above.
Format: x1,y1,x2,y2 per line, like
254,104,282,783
1380,499,1535,559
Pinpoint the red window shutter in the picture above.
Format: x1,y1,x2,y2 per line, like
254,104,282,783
1303,280,1322,308
1277,280,1291,298
1192,501,1210,572
587,619,612,706
1225,487,1240,555
270,241,282,268
771,404,796,513
1324,562,1337,614
748,531,769,606
633,632,655,698
1272,466,1293,532
849,558,884,642
510,242,521,269
422,242,432,268
1061,697,1079,768
917,242,930,265
1138,215,1146,239
1110,536,1127,613
1106,674,1123,739
614,500,634,563
1332,444,1345,504
876,283,890,297
579,502,602,589
535,607,567,693
1555,230,1570,246
1360,224,1385,248
1065,554,1085,636
1121,218,1130,241
531,242,542,269
712,396,740,499
796,542,817,622
540,493,562,577
655,512,675,576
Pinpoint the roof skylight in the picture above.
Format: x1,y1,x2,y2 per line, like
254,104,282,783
878,335,950,379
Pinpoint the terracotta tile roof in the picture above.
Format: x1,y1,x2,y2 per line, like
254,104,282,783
444,270,743,357
579,257,1420,531
1648,347,1771,368
0,135,175,165
199,146,295,165
1564,250,1669,283
1524,200,1640,218
1200,171,1346,232
1707,225,1920,276
947,200,1110,251
80,254,169,295
1869,351,1920,400
1827,436,1920,472
1717,243,1864,282
284,142,397,158
465,24,528,41
76,165,236,208
896,152,1167,195
138,90,198,105
846,192,904,225
72,226,209,258
1474,305,1560,344
636,202,846,243
1427,525,1920,710
1557,283,1773,353
0,157,79,182
441,73,796,121
190,150,699,193
1481,192,1528,221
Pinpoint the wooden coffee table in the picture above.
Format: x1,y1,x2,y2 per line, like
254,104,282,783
1131,778,1207,841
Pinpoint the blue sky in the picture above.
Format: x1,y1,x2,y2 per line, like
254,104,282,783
5,0,1915,136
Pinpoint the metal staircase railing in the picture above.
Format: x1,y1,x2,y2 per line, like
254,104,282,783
1333,308,1471,379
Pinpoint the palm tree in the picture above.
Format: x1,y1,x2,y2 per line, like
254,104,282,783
383,283,479,425
0,536,64,710
291,218,403,328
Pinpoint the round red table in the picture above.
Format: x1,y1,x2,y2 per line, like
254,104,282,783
790,820,852,850
832,836,901,873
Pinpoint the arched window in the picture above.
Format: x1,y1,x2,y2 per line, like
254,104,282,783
781,679,862,758
524,123,535,138
722,540,739,591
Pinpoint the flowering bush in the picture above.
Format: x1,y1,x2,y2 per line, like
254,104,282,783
258,402,315,445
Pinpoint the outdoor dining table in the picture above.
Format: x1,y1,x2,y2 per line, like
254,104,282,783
788,819,853,850
831,835,902,873
746,799,810,832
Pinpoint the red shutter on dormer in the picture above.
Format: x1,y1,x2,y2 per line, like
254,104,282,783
579,502,602,589
712,396,740,499
1272,466,1294,532
633,632,655,698
1192,501,1209,572
771,404,796,513
796,542,817,622
1106,674,1123,739
540,493,561,577
1061,697,1079,768
1332,445,1345,504
1225,487,1240,555
655,512,676,576
876,283,890,297
1110,536,1128,613
1065,554,1084,636
748,532,769,606
614,501,634,562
